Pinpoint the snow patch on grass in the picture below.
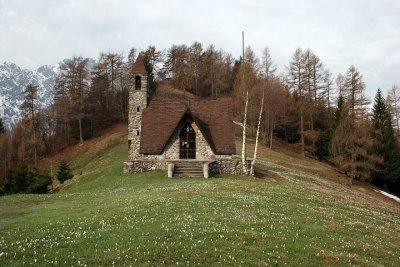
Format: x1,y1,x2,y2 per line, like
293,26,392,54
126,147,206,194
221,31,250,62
374,189,400,203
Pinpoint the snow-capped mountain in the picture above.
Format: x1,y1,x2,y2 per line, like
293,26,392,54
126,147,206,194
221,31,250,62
0,62,56,129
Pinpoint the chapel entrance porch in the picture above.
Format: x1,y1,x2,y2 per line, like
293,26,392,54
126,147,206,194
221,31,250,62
179,122,196,159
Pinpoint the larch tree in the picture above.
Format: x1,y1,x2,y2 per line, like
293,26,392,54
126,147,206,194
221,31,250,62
287,47,306,155
261,47,277,82
0,118,9,187
164,44,190,93
322,70,334,114
261,46,278,148
302,49,325,155
98,52,124,113
331,65,378,184
21,83,39,167
127,47,137,66
203,45,217,98
336,73,345,96
189,41,203,96
55,57,90,144
265,79,288,148
202,45,229,98
314,69,336,160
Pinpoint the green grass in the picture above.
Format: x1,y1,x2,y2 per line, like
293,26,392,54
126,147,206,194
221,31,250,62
0,132,399,266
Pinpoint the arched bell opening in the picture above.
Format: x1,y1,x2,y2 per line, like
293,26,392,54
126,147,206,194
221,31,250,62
135,75,141,90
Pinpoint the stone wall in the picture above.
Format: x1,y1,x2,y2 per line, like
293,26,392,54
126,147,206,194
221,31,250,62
124,160,168,174
124,159,251,176
163,120,181,160
193,123,215,160
209,159,251,176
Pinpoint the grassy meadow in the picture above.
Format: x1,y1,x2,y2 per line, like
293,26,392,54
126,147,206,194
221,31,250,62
0,126,399,266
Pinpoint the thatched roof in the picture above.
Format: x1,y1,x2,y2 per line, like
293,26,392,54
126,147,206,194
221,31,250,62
139,96,236,155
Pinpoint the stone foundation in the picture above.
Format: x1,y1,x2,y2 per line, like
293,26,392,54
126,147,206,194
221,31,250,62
209,159,251,176
124,160,168,174
124,159,251,176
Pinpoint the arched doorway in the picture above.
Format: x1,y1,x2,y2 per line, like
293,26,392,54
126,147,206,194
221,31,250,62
180,122,196,159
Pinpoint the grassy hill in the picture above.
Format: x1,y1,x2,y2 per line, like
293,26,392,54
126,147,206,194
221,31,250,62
1,124,399,266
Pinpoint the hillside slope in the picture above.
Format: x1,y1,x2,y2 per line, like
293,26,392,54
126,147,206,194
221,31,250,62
0,124,399,266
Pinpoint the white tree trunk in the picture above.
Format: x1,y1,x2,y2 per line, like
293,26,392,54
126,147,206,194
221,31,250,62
250,89,265,176
242,90,249,174
300,109,305,156
393,87,400,135
269,117,274,149
79,118,83,144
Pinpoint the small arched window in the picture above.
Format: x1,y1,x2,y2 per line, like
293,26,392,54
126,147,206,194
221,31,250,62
137,106,140,112
135,75,141,90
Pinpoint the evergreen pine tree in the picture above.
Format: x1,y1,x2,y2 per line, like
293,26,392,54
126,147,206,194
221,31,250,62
372,89,396,153
14,165,28,193
384,150,400,189
3,169,14,194
372,89,400,190
316,96,345,160
143,52,157,101
56,160,73,183
27,168,52,194
333,96,344,129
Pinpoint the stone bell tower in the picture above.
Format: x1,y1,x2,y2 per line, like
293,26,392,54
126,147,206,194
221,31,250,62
128,53,148,160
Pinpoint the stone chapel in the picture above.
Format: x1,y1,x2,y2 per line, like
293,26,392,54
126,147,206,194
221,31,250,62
123,54,248,177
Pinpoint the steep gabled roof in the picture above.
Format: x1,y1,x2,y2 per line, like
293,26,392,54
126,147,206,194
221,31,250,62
132,53,147,73
139,96,236,155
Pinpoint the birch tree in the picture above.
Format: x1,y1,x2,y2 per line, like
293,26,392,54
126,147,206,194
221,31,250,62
250,83,265,176
240,61,249,174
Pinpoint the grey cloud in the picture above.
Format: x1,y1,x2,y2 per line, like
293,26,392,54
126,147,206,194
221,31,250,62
1,0,399,99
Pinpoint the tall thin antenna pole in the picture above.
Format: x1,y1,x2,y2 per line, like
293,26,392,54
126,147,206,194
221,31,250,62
242,31,245,62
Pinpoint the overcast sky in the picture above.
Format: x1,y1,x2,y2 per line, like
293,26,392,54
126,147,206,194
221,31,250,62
1,0,399,99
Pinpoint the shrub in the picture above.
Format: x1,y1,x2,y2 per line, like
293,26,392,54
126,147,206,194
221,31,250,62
57,160,73,184
27,169,52,193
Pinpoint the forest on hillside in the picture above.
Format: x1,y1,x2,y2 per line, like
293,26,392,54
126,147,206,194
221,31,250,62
0,42,399,196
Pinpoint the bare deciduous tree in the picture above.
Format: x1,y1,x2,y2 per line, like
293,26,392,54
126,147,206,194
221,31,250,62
386,84,400,138
21,83,39,167
331,65,379,184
